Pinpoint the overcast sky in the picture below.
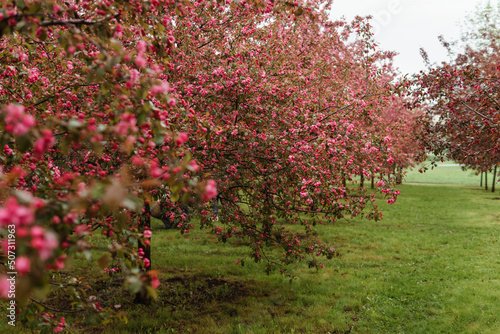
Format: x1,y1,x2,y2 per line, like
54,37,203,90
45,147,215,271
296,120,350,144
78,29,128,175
329,0,490,76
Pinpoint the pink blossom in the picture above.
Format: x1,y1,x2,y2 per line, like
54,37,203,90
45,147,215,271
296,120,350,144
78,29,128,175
128,69,140,86
137,41,147,53
4,145,13,155
176,132,189,146
168,97,177,107
300,190,308,198
143,230,152,238
4,105,35,136
26,68,40,83
17,52,28,62
31,229,59,260
114,114,138,135
135,54,146,67
131,155,145,166
387,198,396,205
386,157,395,165
376,180,385,187
114,24,123,38
202,180,218,202
0,197,34,227
151,273,160,289
54,255,66,269
15,257,31,275
34,129,55,158
150,82,170,95
75,224,88,236
188,160,200,172
0,275,12,299
1,239,10,256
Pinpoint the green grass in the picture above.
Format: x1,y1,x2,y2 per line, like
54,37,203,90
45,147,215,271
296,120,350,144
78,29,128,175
2,180,500,333
404,163,481,185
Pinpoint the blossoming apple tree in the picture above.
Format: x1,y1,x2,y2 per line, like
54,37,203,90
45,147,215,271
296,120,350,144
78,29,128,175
158,3,422,269
0,0,219,329
413,33,499,181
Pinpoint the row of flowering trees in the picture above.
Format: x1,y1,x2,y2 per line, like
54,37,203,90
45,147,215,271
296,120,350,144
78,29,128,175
0,0,423,331
412,11,499,191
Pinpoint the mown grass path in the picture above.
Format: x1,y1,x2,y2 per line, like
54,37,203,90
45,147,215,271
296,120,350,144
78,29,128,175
94,181,499,334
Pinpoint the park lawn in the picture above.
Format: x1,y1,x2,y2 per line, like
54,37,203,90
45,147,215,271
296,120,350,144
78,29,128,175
404,164,481,185
2,181,500,333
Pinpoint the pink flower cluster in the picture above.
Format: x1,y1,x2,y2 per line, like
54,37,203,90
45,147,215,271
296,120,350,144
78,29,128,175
150,81,170,95
30,226,59,260
114,114,138,135
0,275,13,299
175,132,189,146
3,105,35,136
54,317,66,333
135,40,147,67
34,129,55,158
202,180,217,202
16,257,31,275
0,197,34,227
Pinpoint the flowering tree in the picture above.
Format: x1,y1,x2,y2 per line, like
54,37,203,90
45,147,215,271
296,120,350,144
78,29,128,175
413,33,500,183
157,4,422,270
0,0,219,329
0,0,422,331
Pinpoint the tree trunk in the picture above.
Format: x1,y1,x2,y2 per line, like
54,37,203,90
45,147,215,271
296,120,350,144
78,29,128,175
492,166,497,193
360,173,364,189
480,172,483,187
485,170,488,191
371,170,375,190
135,200,152,304
141,201,151,271
396,166,403,184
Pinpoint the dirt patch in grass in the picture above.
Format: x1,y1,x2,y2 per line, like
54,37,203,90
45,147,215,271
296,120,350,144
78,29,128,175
158,272,268,312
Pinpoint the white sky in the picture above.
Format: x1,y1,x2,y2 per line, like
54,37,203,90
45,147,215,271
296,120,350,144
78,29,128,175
330,0,489,76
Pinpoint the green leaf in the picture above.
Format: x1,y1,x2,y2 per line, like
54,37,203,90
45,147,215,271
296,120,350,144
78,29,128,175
117,313,128,324
15,0,26,10
146,286,158,300
170,191,180,203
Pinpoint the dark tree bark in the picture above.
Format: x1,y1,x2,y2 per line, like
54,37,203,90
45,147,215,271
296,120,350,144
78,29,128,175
135,200,152,304
492,166,497,193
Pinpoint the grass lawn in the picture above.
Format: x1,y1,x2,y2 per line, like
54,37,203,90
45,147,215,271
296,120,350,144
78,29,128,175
2,176,500,333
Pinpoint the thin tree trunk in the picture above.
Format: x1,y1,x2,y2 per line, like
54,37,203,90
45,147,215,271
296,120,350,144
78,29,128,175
492,166,497,193
480,172,483,187
142,201,151,271
485,170,488,191
371,170,375,190
360,173,364,189
135,200,152,304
